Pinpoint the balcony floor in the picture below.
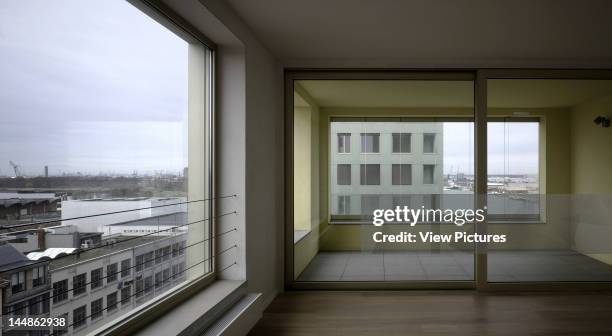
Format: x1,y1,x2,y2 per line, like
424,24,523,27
296,250,612,282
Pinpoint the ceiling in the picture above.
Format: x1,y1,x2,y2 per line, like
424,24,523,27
296,80,612,108
226,0,612,67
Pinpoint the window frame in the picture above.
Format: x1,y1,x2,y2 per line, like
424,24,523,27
392,133,412,153
337,133,351,153
360,133,380,153
10,270,26,294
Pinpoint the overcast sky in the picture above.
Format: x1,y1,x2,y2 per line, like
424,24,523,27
0,0,188,176
0,1,538,178
444,122,539,175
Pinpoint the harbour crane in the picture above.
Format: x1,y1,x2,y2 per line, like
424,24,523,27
9,161,22,178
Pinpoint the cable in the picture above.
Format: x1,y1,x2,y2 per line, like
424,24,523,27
0,194,237,231
0,211,237,277
47,254,238,335
2,228,238,315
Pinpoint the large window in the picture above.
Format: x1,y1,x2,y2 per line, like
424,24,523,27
0,0,214,333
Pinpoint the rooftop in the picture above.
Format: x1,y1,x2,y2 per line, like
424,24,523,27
0,244,35,273
49,232,186,270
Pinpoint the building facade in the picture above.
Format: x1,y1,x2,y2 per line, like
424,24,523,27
330,120,444,218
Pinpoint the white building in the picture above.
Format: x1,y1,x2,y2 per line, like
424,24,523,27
61,198,187,234
48,233,187,336
330,120,444,217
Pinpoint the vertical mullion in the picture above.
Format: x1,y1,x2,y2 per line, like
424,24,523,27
475,71,488,289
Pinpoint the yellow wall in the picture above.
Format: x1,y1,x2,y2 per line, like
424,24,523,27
293,87,322,278
570,93,612,263
293,106,311,232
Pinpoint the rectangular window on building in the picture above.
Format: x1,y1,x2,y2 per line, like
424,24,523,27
178,241,186,256
121,259,131,278
12,301,25,316
73,273,87,296
107,263,118,283
172,264,180,280
41,293,50,314
155,271,163,289
337,164,351,185
423,164,435,184
163,246,171,261
337,195,351,215
32,265,46,287
91,268,103,290
52,280,68,303
144,275,153,294
144,251,154,268
29,298,40,315
135,277,144,299
162,268,171,285
107,292,118,312
360,164,380,185
423,133,436,153
172,243,179,258
11,271,25,294
392,133,411,153
337,133,351,153
91,298,103,320
73,305,87,328
360,133,380,153
155,248,163,264
361,195,381,217
392,164,412,185
121,286,131,305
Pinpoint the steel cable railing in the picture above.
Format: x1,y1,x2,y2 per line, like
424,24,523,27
43,258,238,335
0,210,237,274
0,194,236,232
2,227,238,315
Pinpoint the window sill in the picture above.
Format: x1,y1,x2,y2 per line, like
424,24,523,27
294,229,311,244
128,280,247,336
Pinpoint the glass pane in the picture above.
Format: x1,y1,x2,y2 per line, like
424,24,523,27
487,79,612,282
293,79,475,282
0,1,212,334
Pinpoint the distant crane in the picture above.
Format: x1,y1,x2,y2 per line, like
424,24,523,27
9,161,22,178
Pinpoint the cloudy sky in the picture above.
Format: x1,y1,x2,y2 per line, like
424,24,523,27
0,0,188,176
444,122,539,175
0,1,539,178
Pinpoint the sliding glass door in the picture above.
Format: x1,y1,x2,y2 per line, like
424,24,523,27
486,77,612,284
287,70,612,290
289,75,477,286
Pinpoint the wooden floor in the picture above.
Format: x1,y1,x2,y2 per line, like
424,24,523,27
249,291,612,336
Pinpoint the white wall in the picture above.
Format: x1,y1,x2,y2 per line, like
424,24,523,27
162,0,283,313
